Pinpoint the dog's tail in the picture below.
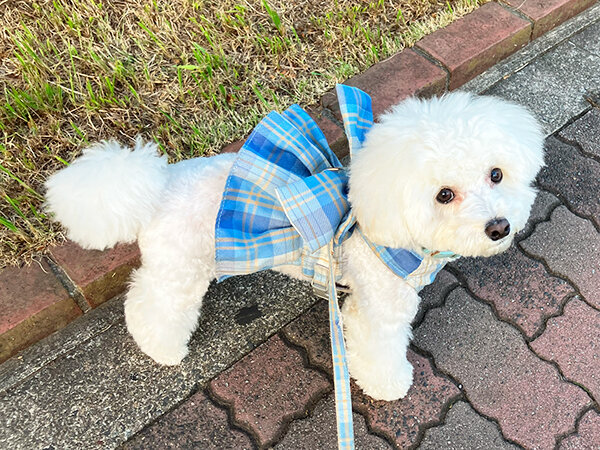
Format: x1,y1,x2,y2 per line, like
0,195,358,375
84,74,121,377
45,138,168,250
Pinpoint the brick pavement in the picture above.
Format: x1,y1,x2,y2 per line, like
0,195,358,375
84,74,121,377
0,261,81,363
2,1,600,449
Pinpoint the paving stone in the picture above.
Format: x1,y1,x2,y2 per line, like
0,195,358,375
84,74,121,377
1,317,193,450
516,190,561,238
0,260,81,363
485,37,600,134
283,301,460,448
453,246,573,338
536,137,600,228
414,288,591,449
221,138,245,154
559,109,600,158
503,0,597,39
274,394,391,450
283,300,332,373
560,409,600,450
531,298,600,403
0,296,123,394
461,2,600,96
351,351,460,449
419,401,518,450
50,241,140,308
123,391,253,449
414,270,459,325
209,334,330,448
415,3,531,89
521,206,600,308
569,16,600,55
322,49,446,120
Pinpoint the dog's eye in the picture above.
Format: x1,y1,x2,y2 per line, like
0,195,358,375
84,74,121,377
491,168,503,183
436,188,455,204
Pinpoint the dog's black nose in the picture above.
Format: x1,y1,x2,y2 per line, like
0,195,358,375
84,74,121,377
485,218,510,241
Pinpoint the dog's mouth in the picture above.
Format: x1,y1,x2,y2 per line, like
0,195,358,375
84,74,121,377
487,235,513,253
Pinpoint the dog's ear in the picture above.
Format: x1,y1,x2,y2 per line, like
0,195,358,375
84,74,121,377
347,135,422,250
479,95,545,183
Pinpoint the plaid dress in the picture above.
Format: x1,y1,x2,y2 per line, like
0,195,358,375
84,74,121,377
215,84,458,449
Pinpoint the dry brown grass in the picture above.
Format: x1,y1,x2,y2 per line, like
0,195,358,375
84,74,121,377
0,0,485,267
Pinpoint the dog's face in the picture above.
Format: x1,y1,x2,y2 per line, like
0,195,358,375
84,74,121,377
349,92,545,257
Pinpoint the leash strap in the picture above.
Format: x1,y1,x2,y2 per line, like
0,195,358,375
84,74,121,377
326,242,355,449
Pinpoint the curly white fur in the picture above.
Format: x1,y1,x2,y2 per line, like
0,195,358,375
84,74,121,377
45,92,544,400
45,138,168,249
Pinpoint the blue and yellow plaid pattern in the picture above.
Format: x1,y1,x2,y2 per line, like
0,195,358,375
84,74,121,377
215,104,351,281
215,84,458,449
336,83,374,154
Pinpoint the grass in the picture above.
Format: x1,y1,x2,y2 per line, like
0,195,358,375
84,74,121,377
0,0,486,268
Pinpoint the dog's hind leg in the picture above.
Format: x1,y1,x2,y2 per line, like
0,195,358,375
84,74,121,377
123,203,219,365
124,252,213,365
122,155,233,365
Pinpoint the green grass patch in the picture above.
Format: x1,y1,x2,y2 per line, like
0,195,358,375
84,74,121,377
0,0,486,267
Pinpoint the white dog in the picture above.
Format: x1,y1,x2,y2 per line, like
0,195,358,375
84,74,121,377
45,91,544,401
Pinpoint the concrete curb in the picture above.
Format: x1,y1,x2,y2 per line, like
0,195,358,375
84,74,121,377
1,0,598,363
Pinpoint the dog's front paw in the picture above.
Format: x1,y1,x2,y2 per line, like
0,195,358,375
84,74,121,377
349,356,413,401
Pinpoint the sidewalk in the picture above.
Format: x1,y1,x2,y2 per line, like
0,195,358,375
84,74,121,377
2,2,600,449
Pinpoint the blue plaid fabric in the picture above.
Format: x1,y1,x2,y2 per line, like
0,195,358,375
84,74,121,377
215,84,459,449
215,104,352,280
336,84,373,154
